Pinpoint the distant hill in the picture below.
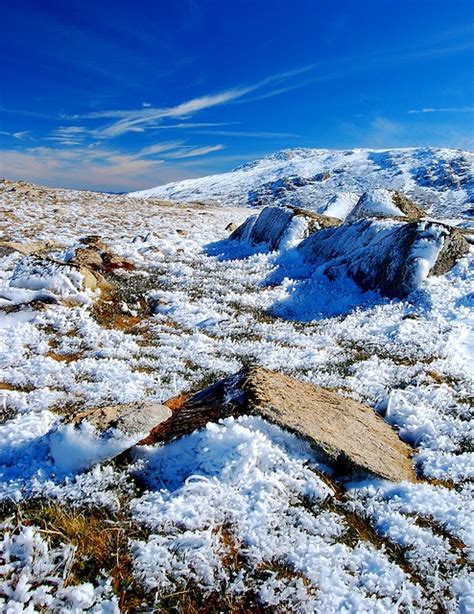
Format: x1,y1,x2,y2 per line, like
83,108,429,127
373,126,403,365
131,147,474,220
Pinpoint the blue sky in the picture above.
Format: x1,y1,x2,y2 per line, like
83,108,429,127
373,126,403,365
1,0,473,192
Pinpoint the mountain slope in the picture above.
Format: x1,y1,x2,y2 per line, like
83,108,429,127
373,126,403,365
131,147,474,220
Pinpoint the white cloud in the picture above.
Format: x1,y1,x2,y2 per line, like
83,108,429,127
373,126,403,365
136,141,185,156
164,144,226,158
408,106,474,114
0,130,30,140
0,140,228,191
45,126,91,145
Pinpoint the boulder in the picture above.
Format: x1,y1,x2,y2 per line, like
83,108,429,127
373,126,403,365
141,367,417,482
346,189,424,222
229,206,340,250
72,401,171,437
297,218,470,298
70,246,105,270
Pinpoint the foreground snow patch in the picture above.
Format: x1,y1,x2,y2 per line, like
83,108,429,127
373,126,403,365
0,412,140,500
7,255,92,305
130,416,423,612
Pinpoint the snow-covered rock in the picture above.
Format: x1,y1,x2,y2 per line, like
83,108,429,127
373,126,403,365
346,189,424,222
72,401,171,437
130,147,474,220
229,205,340,250
319,191,360,220
298,219,470,298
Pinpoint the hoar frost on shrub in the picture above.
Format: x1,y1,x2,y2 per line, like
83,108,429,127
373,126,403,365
0,523,119,612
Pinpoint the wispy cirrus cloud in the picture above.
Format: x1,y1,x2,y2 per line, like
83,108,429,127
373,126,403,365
0,130,31,140
45,126,90,146
164,144,225,158
408,106,474,114
64,64,317,139
79,88,256,138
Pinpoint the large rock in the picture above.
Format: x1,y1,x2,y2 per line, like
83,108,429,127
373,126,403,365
72,401,171,437
346,189,424,222
230,206,340,250
297,218,470,298
141,367,417,482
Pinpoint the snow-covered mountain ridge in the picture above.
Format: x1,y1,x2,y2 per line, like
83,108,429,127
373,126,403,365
131,147,474,220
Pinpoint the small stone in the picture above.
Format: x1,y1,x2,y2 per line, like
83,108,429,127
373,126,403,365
72,401,172,438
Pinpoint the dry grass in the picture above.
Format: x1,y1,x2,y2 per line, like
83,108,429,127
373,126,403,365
3,501,148,612
0,382,16,391
45,350,85,363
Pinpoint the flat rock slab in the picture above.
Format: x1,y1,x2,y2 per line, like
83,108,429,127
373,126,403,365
73,401,171,437
144,368,416,482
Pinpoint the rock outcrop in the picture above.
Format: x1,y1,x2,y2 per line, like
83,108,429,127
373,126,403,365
230,206,340,250
68,235,135,273
298,218,470,298
141,367,417,482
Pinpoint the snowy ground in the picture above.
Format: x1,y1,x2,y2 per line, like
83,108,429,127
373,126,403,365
0,178,473,612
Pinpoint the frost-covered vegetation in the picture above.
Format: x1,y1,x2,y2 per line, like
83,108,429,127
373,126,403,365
0,162,473,613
